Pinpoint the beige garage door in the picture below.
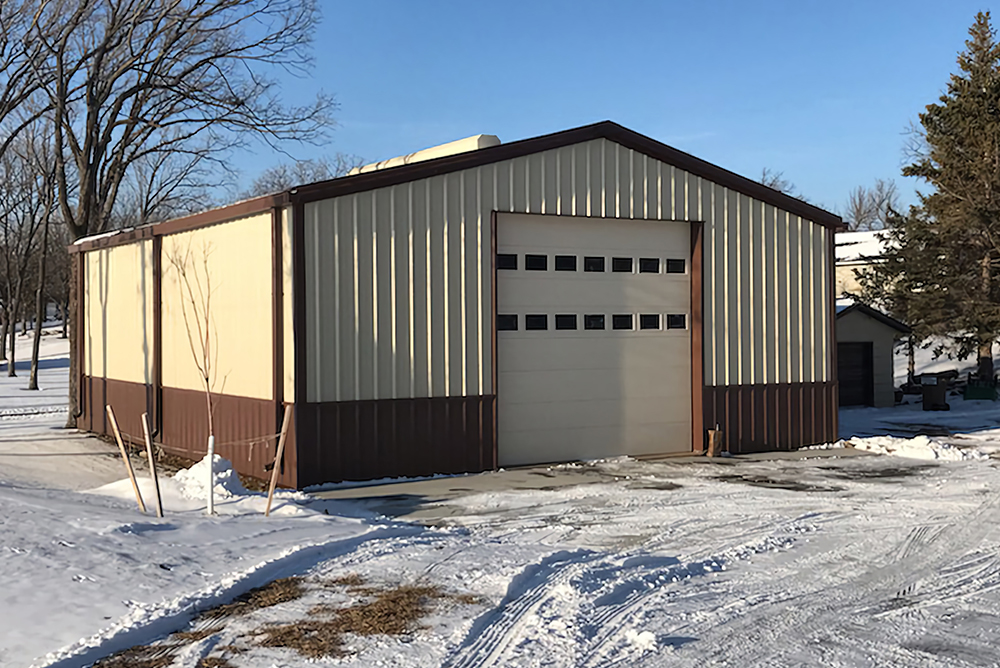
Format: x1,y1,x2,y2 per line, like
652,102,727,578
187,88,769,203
496,213,692,467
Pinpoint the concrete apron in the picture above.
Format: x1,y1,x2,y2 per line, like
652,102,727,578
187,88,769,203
310,447,871,524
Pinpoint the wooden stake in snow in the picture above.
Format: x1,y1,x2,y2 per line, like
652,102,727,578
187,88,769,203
106,405,146,513
265,405,292,517
141,412,163,518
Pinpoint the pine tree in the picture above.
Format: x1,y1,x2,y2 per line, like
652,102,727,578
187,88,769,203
899,11,1000,379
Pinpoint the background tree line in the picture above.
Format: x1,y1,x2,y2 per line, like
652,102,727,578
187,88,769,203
0,0,353,412
855,11,1000,381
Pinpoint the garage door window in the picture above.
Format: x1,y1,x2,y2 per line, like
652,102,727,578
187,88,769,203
666,259,686,274
612,257,633,272
584,314,605,330
584,256,605,272
639,258,660,273
555,255,577,271
612,314,633,330
640,314,661,329
497,254,518,270
525,314,548,330
667,314,687,329
555,314,577,330
497,314,518,330
525,254,547,271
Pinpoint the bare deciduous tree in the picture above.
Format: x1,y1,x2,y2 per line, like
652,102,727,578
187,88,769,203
20,0,335,426
166,240,228,514
0,129,56,376
112,148,221,227
244,153,363,197
844,179,900,231
758,167,809,201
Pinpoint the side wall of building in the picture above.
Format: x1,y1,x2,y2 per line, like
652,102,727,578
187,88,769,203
836,310,899,408
300,137,836,483
81,240,156,442
79,210,296,487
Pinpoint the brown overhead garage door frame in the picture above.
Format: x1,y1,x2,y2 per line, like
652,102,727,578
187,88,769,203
490,212,705,460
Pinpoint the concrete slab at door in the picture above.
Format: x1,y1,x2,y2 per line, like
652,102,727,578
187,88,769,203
496,213,692,467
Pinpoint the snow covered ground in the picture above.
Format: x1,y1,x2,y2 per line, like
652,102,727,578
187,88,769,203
8,336,1000,666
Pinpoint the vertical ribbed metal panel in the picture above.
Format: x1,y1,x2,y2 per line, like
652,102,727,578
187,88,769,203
303,136,833,401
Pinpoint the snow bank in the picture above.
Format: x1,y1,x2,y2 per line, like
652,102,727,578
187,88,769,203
844,435,989,461
88,454,309,516
173,454,249,500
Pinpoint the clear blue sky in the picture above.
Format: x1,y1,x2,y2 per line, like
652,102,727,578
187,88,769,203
243,0,995,216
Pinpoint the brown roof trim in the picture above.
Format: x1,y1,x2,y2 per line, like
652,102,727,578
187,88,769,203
70,193,289,253
71,121,844,256
289,121,844,229
836,302,911,334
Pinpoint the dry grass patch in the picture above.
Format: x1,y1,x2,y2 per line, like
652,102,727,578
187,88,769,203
196,658,235,668
257,579,446,658
91,646,175,668
172,625,225,641
329,573,366,588
203,576,305,619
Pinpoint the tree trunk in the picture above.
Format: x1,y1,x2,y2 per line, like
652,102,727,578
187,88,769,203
61,299,67,339
29,218,50,391
980,254,995,380
7,298,17,377
66,253,80,428
908,337,916,385
0,307,6,362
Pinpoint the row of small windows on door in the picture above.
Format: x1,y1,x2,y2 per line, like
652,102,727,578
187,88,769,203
497,254,686,274
497,313,687,331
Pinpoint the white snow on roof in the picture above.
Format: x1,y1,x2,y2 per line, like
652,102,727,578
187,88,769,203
835,230,892,263
836,297,854,314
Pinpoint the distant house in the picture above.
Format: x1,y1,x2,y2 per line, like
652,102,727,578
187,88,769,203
835,229,891,297
836,299,910,407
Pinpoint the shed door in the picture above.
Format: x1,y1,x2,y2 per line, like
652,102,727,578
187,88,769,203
496,213,692,467
838,342,874,406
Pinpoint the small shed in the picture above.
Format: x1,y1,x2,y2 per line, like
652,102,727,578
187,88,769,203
72,121,844,488
836,300,909,407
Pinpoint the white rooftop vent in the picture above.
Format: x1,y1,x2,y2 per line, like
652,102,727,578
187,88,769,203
349,134,501,175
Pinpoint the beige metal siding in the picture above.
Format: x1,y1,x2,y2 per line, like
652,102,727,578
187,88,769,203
837,310,899,407
304,138,833,401
161,213,273,400
83,241,155,384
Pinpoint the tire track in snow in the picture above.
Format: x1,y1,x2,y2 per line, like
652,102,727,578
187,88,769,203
659,488,1000,667
442,530,805,668
442,549,598,668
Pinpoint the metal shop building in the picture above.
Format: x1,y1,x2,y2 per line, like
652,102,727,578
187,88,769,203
73,121,843,488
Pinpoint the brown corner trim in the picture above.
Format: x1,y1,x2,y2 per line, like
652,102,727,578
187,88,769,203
151,235,163,437
271,206,284,434
74,252,86,418
690,221,705,451
827,231,840,441
490,210,498,470
291,200,307,480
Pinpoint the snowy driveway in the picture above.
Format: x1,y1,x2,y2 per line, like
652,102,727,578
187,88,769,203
7,337,1000,666
307,455,1000,667
17,452,1000,668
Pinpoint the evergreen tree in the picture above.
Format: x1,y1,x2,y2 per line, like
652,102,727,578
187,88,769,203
896,11,1000,379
